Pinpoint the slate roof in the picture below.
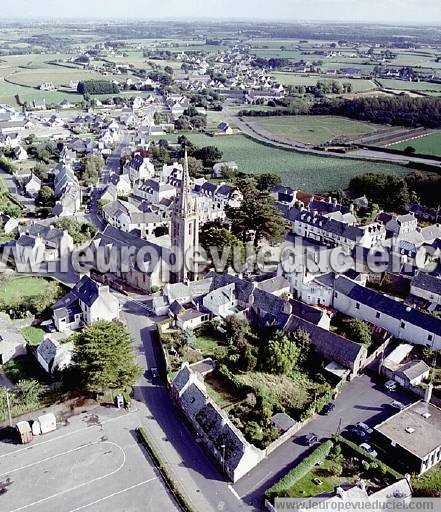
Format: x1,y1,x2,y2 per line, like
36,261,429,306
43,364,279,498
412,273,441,296
208,272,255,304
317,274,441,337
396,360,430,382
289,299,325,326
284,315,366,370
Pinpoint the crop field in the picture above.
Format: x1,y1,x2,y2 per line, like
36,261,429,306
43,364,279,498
390,131,441,157
271,72,378,92
159,132,408,192
249,115,387,145
378,79,441,94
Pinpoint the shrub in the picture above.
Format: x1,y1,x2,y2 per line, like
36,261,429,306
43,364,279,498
266,440,334,499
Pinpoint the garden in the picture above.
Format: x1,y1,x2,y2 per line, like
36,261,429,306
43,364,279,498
161,319,334,449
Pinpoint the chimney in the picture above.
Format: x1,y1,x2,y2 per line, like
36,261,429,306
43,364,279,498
425,383,433,403
357,480,366,492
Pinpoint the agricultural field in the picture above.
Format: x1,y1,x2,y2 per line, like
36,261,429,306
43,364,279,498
271,72,378,92
159,132,408,192
248,115,387,145
390,131,441,157
378,79,441,94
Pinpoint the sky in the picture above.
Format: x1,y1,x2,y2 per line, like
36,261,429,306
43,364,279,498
2,0,441,24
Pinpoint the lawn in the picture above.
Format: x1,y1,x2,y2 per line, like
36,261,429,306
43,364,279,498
413,464,441,493
159,132,408,192
0,276,62,303
390,131,441,157
249,115,387,145
21,325,45,346
286,457,358,498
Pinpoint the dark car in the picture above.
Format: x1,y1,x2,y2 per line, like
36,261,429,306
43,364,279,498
303,433,319,446
346,425,369,441
322,402,335,415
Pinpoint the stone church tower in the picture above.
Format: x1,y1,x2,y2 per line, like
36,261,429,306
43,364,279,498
170,150,199,282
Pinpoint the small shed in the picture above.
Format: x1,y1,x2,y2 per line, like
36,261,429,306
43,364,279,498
37,413,57,434
271,412,297,433
16,421,33,444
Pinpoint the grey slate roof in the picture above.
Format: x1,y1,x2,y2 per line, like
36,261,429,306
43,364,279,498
412,273,441,296
396,360,430,382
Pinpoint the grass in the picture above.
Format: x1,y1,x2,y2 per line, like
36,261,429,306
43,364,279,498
249,115,387,145
390,131,441,157
235,371,314,414
204,374,240,409
3,354,50,384
413,464,441,493
21,325,45,346
271,72,378,93
286,457,357,498
158,132,408,193
0,276,61,303
378,79,441,94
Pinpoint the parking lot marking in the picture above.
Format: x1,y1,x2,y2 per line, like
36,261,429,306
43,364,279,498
228,484,241,500
64,478,158,512
7,441,127,512
0,441,122,479
0,410,137,461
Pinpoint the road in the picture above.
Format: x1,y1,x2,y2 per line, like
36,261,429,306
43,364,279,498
224,107,441,169
122,299,251,512
0,407,180,512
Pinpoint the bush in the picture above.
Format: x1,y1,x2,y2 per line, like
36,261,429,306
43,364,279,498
266,440,334,499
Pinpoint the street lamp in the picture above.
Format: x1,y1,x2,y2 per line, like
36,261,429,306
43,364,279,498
5,389,12,427
221,444,226,474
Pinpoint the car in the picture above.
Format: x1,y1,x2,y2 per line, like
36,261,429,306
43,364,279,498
390,400,406,411
384,380,397,392
322,402,335,415
303,433,319,446
150,367,159,380
359,443,378,458
346,425,369,441
356,422,374,435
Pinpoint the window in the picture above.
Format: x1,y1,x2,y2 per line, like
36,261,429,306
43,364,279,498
428,334,433,342
356,303,360,310
376,312,381,319
334,292,338,298
401,322,406,329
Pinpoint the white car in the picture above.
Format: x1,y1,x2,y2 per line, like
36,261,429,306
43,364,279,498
390,400,406,411
359,443,378,458
384,380,397,392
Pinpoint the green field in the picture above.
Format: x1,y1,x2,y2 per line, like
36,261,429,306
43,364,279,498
390,131,441,157
379,79,441,94
249,115,387,145
0,276,62,303
161,132,408,192
271,72,377,92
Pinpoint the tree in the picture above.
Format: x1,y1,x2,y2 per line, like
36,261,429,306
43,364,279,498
194,146,223,167
289,329,312,367
227,189,286,246
264,331,299,375
255,173,282,191
81,155,104,186
73,321,142,392
56,218,97,245
224,316,251,347
37,185,55,207
182,156,204,178
344,319,372,347
200,226,245,269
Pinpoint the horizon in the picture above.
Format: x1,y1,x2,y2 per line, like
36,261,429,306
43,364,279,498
2,0,441,25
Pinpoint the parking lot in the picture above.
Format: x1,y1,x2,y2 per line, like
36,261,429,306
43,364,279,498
0,407,179,512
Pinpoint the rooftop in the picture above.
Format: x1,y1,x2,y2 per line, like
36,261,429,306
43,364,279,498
375,400,441,459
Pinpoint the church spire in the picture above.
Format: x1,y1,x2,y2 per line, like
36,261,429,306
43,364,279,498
177,148,195,216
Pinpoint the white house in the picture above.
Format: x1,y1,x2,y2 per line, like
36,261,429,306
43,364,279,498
14,145,28,161
36,336,74,374
51,275,120,332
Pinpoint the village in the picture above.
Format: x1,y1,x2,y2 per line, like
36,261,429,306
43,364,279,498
0,16,441,512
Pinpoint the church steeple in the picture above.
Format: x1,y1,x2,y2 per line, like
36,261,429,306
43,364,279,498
170,148,199,283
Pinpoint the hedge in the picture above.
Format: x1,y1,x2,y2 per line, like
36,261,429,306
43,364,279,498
266,440,334,499
136,427,195,512
334,435,402,479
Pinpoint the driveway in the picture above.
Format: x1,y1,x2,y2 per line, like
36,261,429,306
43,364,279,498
233,372,415,508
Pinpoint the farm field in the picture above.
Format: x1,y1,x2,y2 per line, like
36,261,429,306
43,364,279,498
378,79,441,94
390,131,441,157
158,132,408,192
271,72,378,92
249,115,387,145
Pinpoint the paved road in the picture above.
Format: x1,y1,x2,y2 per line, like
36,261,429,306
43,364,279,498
0,407,179,512
122,300,252,512
233,372,414,507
